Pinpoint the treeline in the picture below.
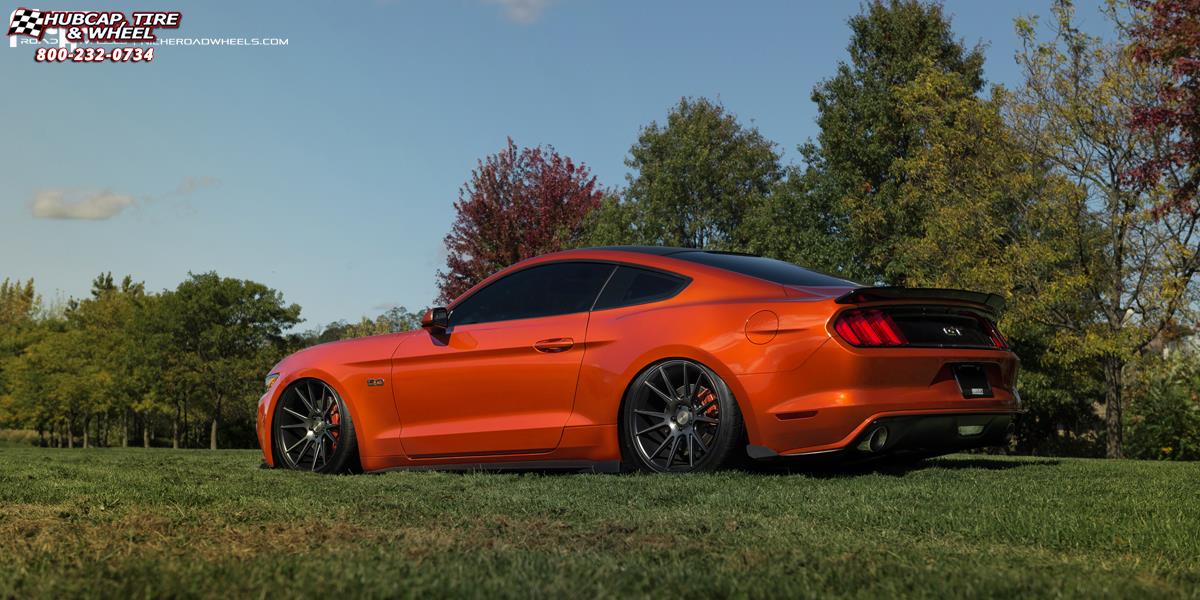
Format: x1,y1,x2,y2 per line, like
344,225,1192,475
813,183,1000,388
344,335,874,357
436,1,1200,459
0,275,420,449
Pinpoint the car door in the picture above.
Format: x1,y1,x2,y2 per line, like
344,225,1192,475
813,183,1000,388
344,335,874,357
391,262,616,458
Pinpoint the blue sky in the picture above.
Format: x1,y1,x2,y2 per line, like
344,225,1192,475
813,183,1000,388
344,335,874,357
0,0,1113,329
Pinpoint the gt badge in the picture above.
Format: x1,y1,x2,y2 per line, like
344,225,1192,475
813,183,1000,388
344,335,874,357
367,378,385,387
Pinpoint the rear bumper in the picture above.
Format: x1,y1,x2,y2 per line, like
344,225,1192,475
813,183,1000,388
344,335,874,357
735,339,1020,456
748,411,1015,459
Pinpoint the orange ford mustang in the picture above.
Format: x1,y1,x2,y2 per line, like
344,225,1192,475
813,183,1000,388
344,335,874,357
257,246,1019,474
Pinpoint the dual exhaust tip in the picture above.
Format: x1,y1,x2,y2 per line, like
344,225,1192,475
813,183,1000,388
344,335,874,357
856,426,889,453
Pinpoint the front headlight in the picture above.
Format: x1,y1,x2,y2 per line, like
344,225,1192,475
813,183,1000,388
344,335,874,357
265,373,280,390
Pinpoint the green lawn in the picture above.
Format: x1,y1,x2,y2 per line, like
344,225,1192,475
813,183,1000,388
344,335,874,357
0,448,1197,598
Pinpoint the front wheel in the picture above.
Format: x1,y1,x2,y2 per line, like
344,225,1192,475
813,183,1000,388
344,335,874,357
272,378,359,473
620,359,744,473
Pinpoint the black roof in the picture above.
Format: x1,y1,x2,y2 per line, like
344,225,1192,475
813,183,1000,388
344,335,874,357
584,246,759,257
584,246,859,287
585,245,695,256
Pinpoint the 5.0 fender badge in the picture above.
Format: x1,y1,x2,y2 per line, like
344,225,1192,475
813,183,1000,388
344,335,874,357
367,378,385,387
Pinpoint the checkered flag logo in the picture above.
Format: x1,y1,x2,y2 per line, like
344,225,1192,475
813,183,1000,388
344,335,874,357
8,7,45,39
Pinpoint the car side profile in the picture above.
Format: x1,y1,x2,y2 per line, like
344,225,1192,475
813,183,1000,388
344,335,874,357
257,246,1019,473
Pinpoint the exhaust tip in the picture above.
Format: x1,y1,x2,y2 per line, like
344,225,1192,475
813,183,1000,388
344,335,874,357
856,426,890,453
869,426,889,452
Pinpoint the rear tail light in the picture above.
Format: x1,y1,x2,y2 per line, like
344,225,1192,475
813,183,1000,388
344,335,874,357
834,309,908,347
833,308,1009,349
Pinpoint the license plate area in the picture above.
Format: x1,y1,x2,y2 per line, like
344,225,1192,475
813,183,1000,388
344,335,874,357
952,363,993,398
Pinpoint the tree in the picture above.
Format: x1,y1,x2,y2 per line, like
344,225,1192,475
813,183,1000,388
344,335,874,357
587,97,781,250
881,64,1108,453
1009,0,1200,458
1127,0,1200,212
0,279,40,414
310,306,425,343
801,0,987,284
158,273,301,449
436,138,604,303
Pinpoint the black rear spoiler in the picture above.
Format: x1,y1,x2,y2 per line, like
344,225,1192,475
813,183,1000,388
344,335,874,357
835,287,1005,316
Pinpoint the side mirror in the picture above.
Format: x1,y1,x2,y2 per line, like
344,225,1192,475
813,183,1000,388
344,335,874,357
421,307,449,331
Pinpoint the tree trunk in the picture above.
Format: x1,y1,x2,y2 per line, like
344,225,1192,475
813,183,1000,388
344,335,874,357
143,416,151,448
172,408,180,450
1104,358,1124,459
122,412,128,448
68,420,75,448
210,396,221,450
83,415,90,448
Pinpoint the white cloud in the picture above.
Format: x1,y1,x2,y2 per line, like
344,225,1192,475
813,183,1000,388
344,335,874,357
485,0,554,24
30,190,136,220
28,176,220,221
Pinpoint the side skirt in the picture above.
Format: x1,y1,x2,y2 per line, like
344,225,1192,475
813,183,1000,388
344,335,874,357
371,459,622,474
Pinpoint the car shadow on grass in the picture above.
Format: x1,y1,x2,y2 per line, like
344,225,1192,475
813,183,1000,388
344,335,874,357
740,455,1062,478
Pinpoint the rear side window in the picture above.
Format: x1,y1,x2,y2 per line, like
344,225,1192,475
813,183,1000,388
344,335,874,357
671,251,857,286
593,266,689,311
451,262,615,325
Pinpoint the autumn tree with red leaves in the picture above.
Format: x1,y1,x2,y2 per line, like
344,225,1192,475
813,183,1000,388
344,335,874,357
435,139,605,303
1127,0,1200,211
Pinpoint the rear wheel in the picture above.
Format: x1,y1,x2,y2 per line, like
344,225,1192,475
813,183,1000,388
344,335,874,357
620,359,743,473
272,379,358,473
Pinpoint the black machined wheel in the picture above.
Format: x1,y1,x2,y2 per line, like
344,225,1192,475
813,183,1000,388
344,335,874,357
272,379,358,473
621,359,743,473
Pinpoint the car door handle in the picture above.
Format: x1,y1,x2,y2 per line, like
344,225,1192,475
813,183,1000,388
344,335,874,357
533,338,574,353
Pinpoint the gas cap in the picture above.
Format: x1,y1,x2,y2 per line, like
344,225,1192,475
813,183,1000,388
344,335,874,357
745,310,779,345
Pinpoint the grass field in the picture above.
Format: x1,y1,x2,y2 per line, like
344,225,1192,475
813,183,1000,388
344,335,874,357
0,448,1197,599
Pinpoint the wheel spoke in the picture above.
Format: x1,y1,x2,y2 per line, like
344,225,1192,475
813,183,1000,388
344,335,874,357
687,434,694,467
644,380,674,404
282,406,308,422
312,438,325,471
279,423,308,430
695,398,716,414
285,435,308,453
658,365,675,397
324,430,338,446
691,432,709,455
636,422,668,435
294,387,317,416
323,388,335,418
295,438,313,465
634,409,668,420
681,362,689,399
667,436,680,468
649,434,672,459
694,415,718,425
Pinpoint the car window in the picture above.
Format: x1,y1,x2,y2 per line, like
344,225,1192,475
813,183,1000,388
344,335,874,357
671,251,858,286
593,266,689,311
450,262,616,326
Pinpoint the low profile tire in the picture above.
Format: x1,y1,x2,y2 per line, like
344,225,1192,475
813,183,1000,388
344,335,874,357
620,359,744,473
272,378,359,474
